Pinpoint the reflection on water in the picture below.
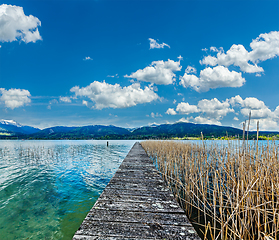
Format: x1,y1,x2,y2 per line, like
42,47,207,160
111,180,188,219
0,140,137,240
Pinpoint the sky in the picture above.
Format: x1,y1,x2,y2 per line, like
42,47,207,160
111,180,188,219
0,0,279,130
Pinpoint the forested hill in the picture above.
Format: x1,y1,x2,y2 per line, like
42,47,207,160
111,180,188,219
1,121,278,140
131,122,243,139
26,125,131,139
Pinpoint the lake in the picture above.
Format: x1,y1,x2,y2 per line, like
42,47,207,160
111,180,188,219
0,140,137,240
0,139,277,240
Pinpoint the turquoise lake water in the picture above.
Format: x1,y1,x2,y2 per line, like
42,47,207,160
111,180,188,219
0,140,137,240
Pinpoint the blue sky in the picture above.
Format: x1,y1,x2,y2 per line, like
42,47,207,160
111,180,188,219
0,0,279,130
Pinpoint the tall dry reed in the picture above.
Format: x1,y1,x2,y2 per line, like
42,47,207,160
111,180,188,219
141,140,279,240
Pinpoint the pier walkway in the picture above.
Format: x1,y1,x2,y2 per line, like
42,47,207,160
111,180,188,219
72,142,201,240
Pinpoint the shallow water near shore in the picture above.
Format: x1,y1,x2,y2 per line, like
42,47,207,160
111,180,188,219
0,140,137,240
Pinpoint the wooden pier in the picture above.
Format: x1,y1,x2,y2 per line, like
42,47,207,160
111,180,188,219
72,142,201,240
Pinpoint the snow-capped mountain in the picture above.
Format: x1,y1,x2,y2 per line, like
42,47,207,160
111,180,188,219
0,120,40,134
0,120,22,128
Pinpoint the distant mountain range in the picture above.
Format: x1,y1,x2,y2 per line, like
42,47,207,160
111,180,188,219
0,119,278,140
28,125,131,139
0,120,40,135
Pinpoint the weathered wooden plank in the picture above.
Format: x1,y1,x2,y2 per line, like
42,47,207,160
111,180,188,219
73,236,155,240
108,177,165,185
72,142,201,240
105,181,169,191
92,199,184,213
113,170,162,179
84,209,192,226
96,190,176,202
100,188,176,199
74,221,198,239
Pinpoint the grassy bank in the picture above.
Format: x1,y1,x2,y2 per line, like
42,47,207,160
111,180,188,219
141,140,279,240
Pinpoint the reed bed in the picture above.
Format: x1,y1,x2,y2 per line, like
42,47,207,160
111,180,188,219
141,140,279,240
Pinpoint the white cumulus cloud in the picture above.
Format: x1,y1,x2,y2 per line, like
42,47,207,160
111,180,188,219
174,98,234,120
229,95,279,130
0,88,31,109
180,66,245,92
250,118,279,131
197,98,234,119
229,95,274,119
193,116,222,125
173,98,233,120
59,96,72,103
149,38,170,49
83,56,93,61
169,95,279,131
125,59,181,85
176,116,221,125
165,108,177,115
249,31,279,63
70,81,159,110
274,106,279,117
200,31,279,73
176,102,199,115
210,46,223,52
185,66,197,74
0,4,42,43
233,116,239,121
82,100,88,107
